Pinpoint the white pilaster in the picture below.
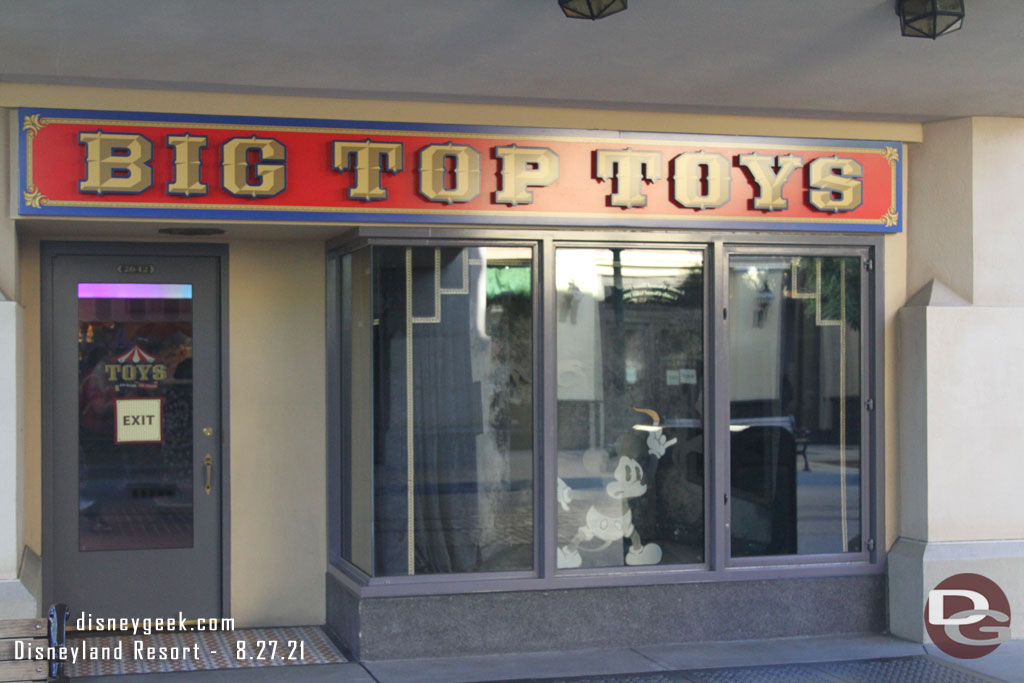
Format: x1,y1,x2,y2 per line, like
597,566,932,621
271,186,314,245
0,106,37,617
891,117,1024,642
0,300,34,617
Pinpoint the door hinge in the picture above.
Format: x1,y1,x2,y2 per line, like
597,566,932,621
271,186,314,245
866,538,876,552
865,398,875,411
864,258,874,272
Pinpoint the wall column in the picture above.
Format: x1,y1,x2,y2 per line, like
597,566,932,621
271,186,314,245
891,117,1024,641
0,108,37,618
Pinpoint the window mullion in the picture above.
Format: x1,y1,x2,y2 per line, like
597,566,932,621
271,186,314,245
862,249,876,562
710,241,730,572
540,237,557,580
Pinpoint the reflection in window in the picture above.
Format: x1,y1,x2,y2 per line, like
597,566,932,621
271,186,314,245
728,256,861,557
556,249,704,569
363,246,534,576
76,283,194,552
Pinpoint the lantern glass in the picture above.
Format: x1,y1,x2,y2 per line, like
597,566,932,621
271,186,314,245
898,0,964,39
559,0,627,20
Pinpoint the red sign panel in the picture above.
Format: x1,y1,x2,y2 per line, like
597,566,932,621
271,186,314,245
19,109,902,232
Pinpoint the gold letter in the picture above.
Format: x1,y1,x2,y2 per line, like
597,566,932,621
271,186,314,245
418,143,480,204
738,153,804,211
594,149,662,208
809,156,863,213
78,131,153,195
166,134,208,197
333,139,403,201
153,365,167,381
671,151,731,210
494,145,559,205
105,365,119,382
221,136,286,199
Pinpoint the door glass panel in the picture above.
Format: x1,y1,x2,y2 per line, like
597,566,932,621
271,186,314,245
77,283,194,552
556,248,705,569
728,255,861,557
371,247,533,575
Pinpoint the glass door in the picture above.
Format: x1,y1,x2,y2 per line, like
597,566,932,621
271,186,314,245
46,247,223,617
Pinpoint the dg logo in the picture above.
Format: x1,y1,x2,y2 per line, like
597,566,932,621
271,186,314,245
925,573,1012,659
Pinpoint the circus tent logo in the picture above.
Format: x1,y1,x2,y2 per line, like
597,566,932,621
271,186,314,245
105,344,168,391
114,345,157,364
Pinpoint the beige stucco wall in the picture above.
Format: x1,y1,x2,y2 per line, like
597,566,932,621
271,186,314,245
921,306,1024,542
17,238,40,558
905,119,973,303
970,118,1024,306
0,82,923,142
227,239,326,626
901,117,1024,543
1,107,15,300
889,118,1024,642
884,214,907,551
906,116,1024,308
5,82,918,624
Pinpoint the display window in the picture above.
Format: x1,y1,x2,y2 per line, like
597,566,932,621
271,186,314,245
327,230,882,593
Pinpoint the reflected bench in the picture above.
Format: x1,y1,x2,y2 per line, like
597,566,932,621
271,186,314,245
0,604,69,682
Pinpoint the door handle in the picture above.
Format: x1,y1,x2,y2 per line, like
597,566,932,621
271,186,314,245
204,454,213,495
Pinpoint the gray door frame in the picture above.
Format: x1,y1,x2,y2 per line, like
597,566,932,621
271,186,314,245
40,240,230,618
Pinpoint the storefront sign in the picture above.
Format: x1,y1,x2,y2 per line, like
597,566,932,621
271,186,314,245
19,108,902,232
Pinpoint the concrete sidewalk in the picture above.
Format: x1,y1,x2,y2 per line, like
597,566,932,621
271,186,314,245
73,634,1024,682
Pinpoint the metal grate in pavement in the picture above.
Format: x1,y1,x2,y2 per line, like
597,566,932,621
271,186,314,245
512,674,691,683
816,656,993,682
66,625,346,678
689,664,838,682
507,655,993,683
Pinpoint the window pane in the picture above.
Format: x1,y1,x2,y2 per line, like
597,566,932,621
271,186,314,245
728,255,861,557
338,249,375,574
556,249,705,569
77,283,194,551
372,246,533,575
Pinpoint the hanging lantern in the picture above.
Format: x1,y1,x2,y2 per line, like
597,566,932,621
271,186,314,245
559,0,627,20
896,0,965,39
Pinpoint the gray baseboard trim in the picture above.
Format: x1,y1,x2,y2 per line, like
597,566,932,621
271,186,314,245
0,547,39,620
888,536,1024,643
19,545,42,609
327,571,886,660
